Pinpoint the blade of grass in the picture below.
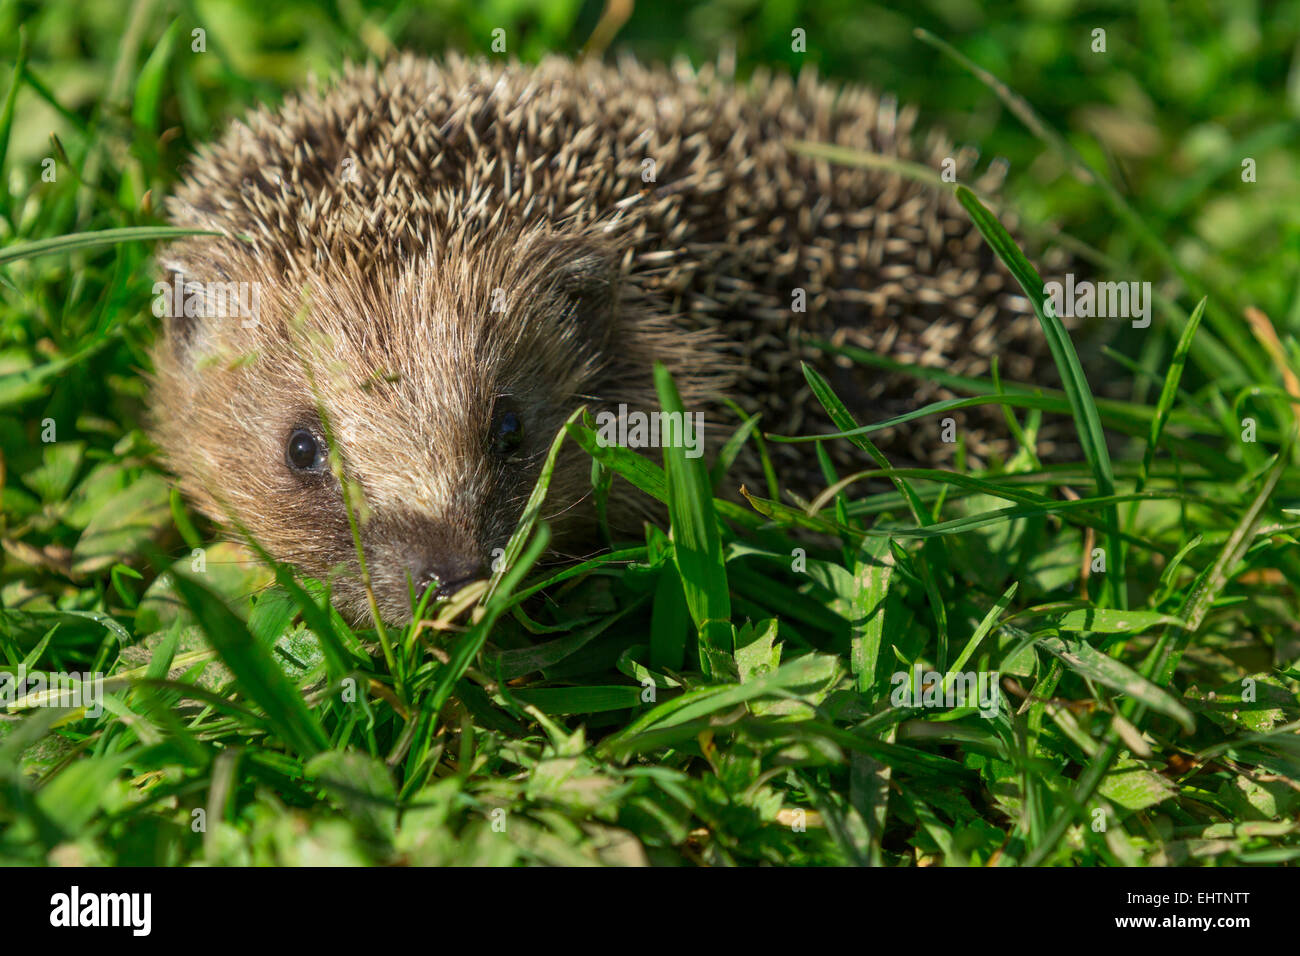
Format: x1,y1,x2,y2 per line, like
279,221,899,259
486,406,583,601
851,534,893,696
0,227,233,266
710,410,762,491
170,570,329,757
0,29,29,224
131,19,180,134
1036,634,1195,733
767,391,1064,443
654,363,731,677
1137,297,1207,495
799,362,952,666
566,411,668,503
425,523,551,726
956,185,1126,609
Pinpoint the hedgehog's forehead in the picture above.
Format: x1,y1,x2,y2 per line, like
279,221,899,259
286,260,525,365
313,354,494,432
266,255,536,438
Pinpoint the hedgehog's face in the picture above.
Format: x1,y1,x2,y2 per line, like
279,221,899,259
269,383,543,624
151,239,618,624
272,360,580,623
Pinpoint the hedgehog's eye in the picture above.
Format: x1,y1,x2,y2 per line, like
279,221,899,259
490,407,524,457
286,428,325,472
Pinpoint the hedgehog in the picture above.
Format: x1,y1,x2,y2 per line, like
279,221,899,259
149,53,1070,624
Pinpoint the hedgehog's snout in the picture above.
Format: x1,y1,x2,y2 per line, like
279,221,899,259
399,530,487,601
415,554,486,600
359,507,491,613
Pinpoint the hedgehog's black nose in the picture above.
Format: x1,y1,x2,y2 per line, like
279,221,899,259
417,558,486,600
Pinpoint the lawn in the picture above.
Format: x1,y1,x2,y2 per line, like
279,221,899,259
1,0,1298,866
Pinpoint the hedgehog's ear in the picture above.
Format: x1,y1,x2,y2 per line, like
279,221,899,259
155,258,212,364
550,244,620,347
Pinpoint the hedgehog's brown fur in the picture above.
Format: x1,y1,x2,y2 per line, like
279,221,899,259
151,53,1068,623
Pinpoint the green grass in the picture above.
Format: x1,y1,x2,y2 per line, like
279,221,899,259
2,0,1299,865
